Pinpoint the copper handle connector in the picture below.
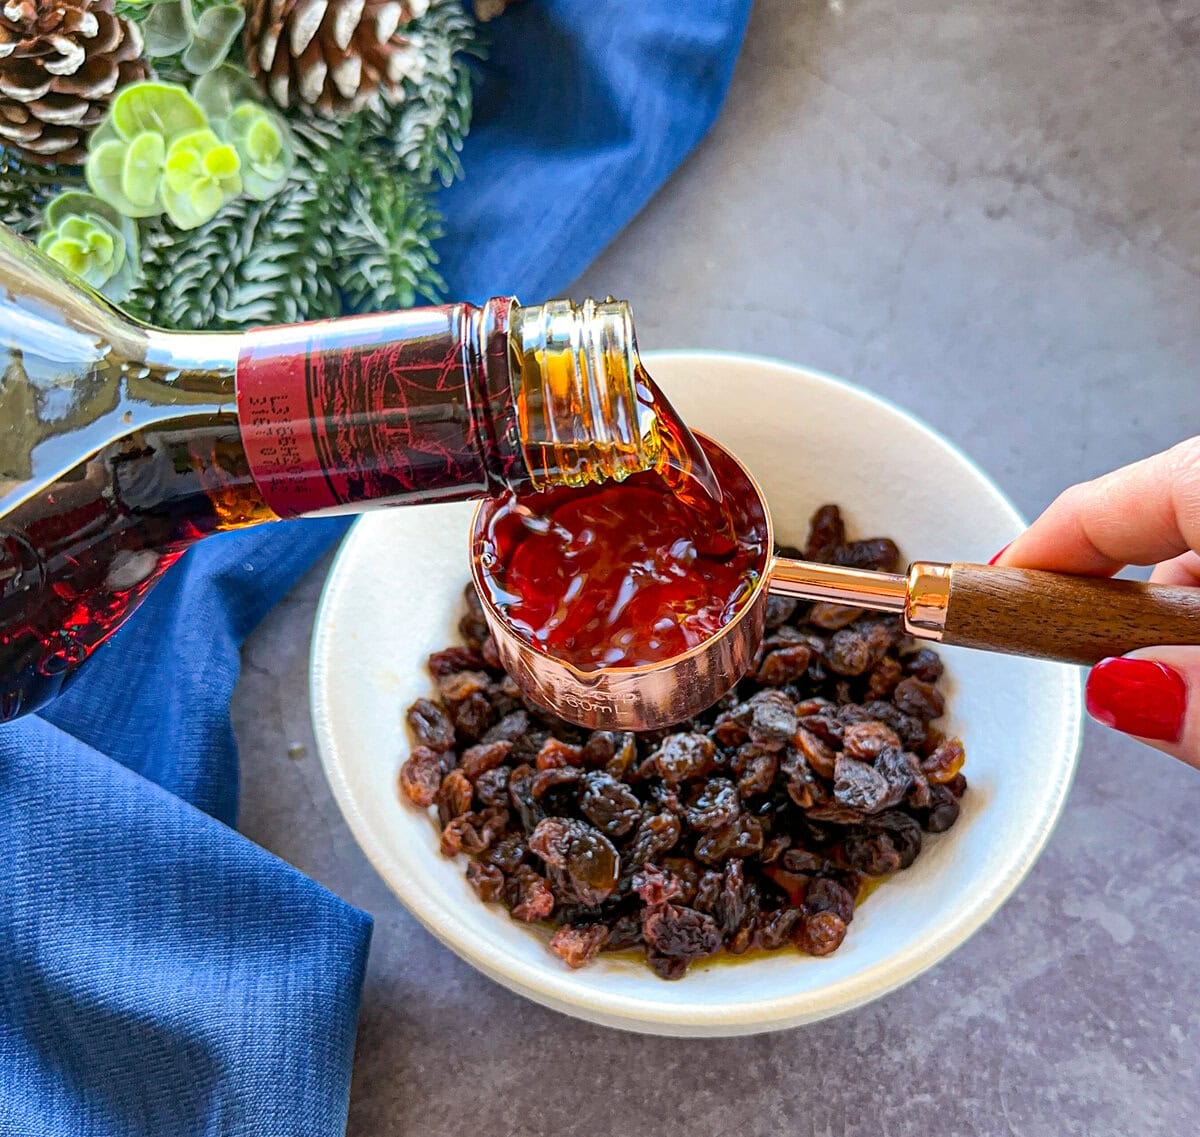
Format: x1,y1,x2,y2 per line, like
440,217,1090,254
768,556,953,640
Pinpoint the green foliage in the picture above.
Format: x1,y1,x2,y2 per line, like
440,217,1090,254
85,78,293,229
126,0,479,331
160,128,242,228
87,83,208,217
137,0,244,75
222,102,291,200
37,192,140,300
0,151,73,235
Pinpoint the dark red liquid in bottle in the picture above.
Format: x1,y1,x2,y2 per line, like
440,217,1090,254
476,438,767,670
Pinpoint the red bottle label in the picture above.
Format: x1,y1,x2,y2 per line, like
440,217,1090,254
236,302,518,518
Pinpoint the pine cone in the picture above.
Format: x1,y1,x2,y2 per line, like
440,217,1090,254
246,0,431,115
0,0,148,166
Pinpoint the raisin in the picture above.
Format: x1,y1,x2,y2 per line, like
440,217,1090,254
685,777,741,832
842,721,900,761
781,751,822,810
863,700,928,749
482,710,530,745
921,784,962,832
580,772,642,837
458,599,489,650
796,911,847,955
798,710,843,746
804,505,845,563
842,815,921,875
437,669,491,706
742,690,799,744
825,629,872,676
806,801,868,824
528,818,619,905
732,743,778,797
874,745,917,808
428,647,486,677
398,745,448,807
407,697,456,751
450,692,495,743
893,677,945,721
808,603,865,631
437,768,473,823
660,857,703,905
633,863,684,907
643,904,722,964
695,815,764,864
626,811,682,868
756,644,813,686
484,834,528,874
550,924,610,968
715,859,748,936
764,595,799,629
466,860,505,902
804,877,856,923
531,766,583,799
712,712,750,748
945,772,969,798
756,907,802,951
693,870,722,914
782,847,826,875
473,767,510,808
440,808,508,857
459,739,512,781
605,732,639,778
481,635,503,671
646,952,690,980
507,764,544,833
506,866,555,922
652,733,716,786
834,538,900,573
581,731,617,768
603,912,645,951
865,656,904,700
761,835,792,864
792,726,837,779
875,811,923,867
922,738,966,784
833,754,894,814
904,647,944,682
536,738,585,770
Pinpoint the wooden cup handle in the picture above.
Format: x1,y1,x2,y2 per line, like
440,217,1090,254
936,563,1200,666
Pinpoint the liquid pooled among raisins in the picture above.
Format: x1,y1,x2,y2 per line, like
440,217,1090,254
400,505,967,979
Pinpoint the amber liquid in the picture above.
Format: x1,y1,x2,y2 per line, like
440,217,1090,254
476,435,766,670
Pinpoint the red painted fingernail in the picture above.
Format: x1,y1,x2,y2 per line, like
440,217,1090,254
987,542,1012,566
1085,657,1187,743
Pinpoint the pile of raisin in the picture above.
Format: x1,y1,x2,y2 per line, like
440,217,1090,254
399,505,967,980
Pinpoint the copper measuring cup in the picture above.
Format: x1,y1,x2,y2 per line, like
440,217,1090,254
470,435,1200,731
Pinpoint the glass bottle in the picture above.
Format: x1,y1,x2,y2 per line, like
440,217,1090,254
0,225,711,720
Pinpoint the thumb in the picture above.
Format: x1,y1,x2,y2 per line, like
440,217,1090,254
1086,647,1200,769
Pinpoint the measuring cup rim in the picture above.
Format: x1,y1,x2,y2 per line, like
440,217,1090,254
466,431,775,682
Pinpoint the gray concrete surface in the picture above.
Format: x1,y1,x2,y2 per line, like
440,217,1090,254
233,2,1200,1133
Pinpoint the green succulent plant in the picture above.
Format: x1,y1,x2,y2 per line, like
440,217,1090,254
195,67,294,201
161,128,242,228
37,192,141,301
139,0,244,76
86,82,207,218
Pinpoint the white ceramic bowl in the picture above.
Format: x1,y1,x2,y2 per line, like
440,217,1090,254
311,352,1082,1036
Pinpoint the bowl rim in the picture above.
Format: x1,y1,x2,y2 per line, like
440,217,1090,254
310,349,1084,1034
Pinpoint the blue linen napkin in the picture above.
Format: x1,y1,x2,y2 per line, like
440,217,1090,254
0,3,752,1134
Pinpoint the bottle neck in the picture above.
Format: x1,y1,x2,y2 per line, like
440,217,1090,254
509,298,660,491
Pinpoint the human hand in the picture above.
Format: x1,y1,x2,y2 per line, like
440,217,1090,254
994,437,1200,768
